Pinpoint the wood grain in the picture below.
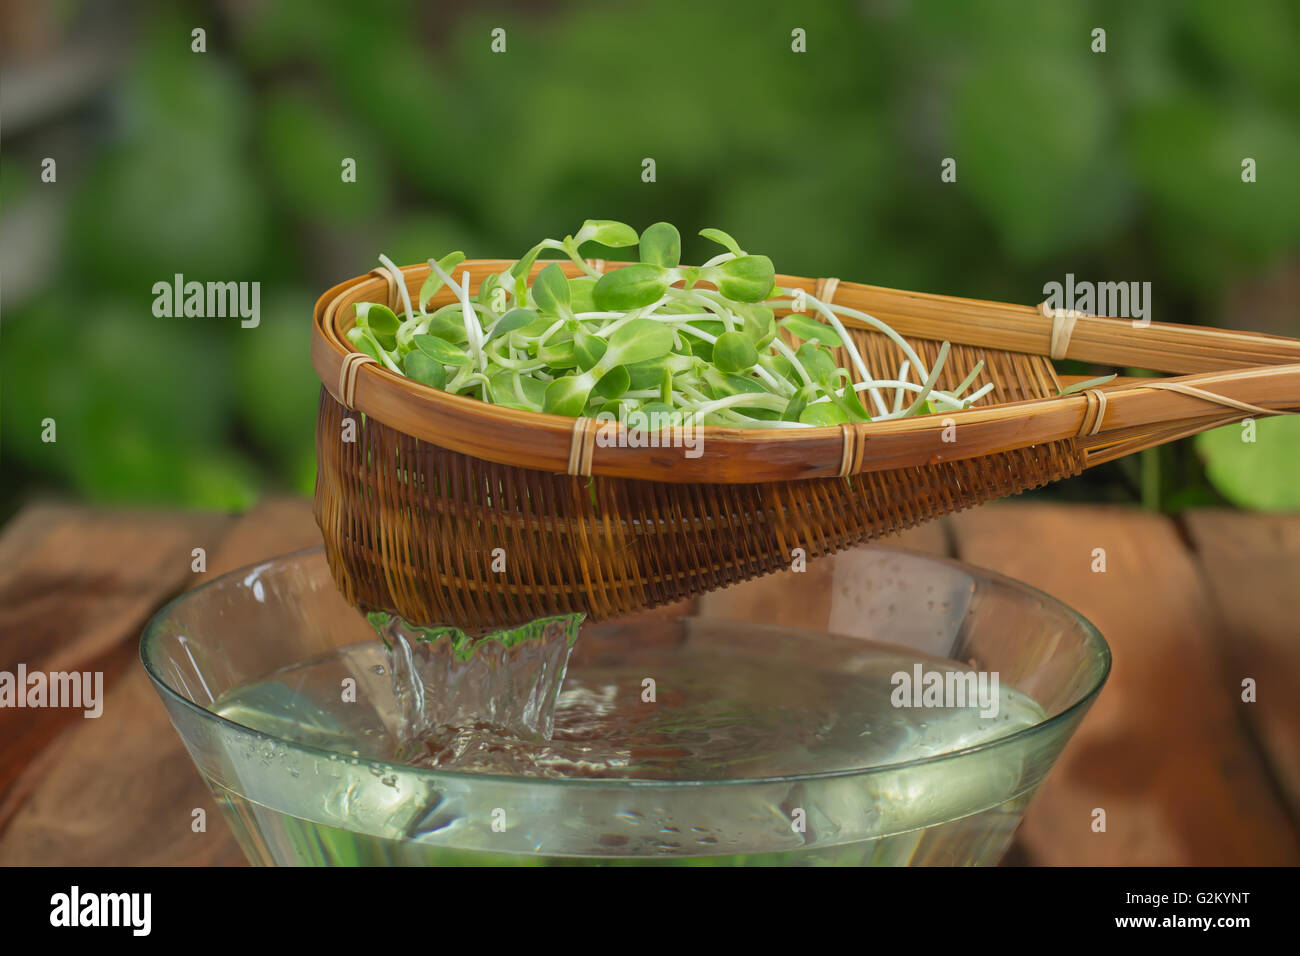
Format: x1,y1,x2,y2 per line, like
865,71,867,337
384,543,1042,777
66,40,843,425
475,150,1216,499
0,498,320,866
949,503,1300,866
0,502,231,834
1183,510,1300,821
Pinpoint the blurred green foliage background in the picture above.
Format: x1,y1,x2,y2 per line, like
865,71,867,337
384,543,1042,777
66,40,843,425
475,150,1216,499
3,0,1298,520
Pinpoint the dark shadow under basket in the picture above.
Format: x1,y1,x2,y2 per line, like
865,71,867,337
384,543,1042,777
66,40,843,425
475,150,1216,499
311,260,1300,628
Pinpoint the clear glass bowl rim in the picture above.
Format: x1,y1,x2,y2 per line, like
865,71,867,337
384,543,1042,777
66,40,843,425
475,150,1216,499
140,544,1111,790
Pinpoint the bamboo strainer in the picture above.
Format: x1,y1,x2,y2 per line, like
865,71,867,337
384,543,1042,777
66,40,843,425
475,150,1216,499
310,259,1300,629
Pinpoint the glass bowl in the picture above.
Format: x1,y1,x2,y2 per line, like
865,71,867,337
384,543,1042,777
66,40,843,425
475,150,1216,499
140,546,1108,866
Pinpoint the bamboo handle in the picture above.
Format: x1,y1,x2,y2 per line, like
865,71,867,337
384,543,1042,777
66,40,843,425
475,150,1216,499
1085,363,1300,443
778,277,1300,375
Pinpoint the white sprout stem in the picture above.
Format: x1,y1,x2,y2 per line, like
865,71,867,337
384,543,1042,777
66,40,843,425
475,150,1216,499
950,358,986,398
595,297,672,338
682,392,787,423
751,362,793,396
768,337,813,386
426,258,485,370
378,253,415,323
857,376,891,418
901,341,950,417
372,340,402,374
814,380,967,410
460,270,487,372
963,382,996,405
802,292,885,387
791,292,934,384
893,361,910,414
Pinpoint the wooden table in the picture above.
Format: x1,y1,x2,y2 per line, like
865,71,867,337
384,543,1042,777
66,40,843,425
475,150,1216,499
1,497,1296,866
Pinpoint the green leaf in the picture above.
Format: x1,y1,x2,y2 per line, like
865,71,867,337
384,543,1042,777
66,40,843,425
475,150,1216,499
593,264,672,311
624,354,691,390
593,365,630,400
707,364,764,398
603,318,676,367
413,333,472,366
358,302,400,350
640,222,681,269
531,262,572,315
418,251,466,310
713,330,759,373
576,219,639,248
543,372,596,416
476,271,501,307
426,312,470,345
1195,416,1300,510
739,304,776,348
711,255,775,303
799,402,849,426
573,328,608,370
403,350,447,389
569,277,597,313
346,325,382,362
538,338,580,369
830,384,873,422
699,227,745,257
780,313,843,348
487,308,537,342
796,342,838,386
510,242,546,281
782,385,813,422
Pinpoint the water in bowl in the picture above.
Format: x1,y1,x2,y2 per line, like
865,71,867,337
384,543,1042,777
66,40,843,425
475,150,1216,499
208,614,1046,866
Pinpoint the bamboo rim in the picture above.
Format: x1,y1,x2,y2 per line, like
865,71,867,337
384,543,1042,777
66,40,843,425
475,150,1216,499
310,260,1300,485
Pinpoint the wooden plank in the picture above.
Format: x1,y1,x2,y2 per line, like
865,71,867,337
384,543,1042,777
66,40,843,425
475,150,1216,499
1182,510,1300,820
949,503,1300,866
0,502,231,831
0,497,321,866
695,518,951,628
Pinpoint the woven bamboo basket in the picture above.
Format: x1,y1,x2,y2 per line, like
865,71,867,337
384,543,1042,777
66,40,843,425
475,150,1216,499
310,259,1300,629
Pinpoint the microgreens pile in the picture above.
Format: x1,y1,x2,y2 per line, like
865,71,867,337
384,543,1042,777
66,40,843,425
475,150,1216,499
347,221,994,427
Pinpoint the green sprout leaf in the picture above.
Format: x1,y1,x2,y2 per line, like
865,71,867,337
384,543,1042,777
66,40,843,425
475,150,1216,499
575,219,639,248
593,264,672,311
569,276,597,313
357,302,400,350
699,227,745,257
640,222,681,269
413,333,472,366
487,308,538,342
711,255,775,303
346,325,383,362
799,402,849,426
593,364,631,399
603,318,676,367
403,350,447,389
780,313,844,348
573,328,608,370
531,262,572,316
418,251,466,310
713,330,759,373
